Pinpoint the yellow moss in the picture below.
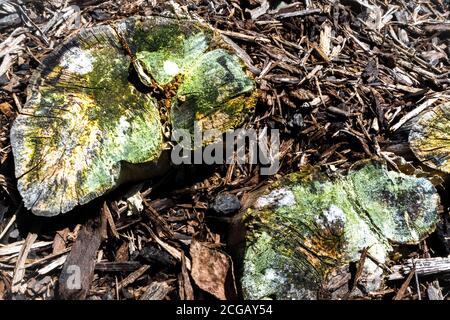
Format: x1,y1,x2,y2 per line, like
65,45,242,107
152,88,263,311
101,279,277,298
410,103,450,174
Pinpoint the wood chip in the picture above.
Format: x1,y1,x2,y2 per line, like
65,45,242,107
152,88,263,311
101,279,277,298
390,97,439,132
427,280,444,300
140,281,172,300
389,257,450,280
103,202,119,239
148,228,191,270
94,261,142,272
0,240,51,257
58,215,106,299
12,233,37,293
117,265,150,290
393,268,415,300
52,228,69,255
179,251,194,300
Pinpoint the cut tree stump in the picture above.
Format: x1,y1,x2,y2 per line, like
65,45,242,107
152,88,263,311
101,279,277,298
10,16,257,216
233,163,441,299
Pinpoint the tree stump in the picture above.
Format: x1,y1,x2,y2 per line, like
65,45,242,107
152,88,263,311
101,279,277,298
231,163,440,299
409,102,450,175
10,16,256,216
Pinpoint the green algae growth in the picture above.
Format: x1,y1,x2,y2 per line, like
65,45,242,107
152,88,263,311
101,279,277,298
10,16,256,216
241,164,440,299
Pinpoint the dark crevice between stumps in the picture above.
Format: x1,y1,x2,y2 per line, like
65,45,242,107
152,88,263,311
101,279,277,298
126,63,153,95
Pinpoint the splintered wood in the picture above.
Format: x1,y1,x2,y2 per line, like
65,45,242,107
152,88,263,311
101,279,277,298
58,216,106,299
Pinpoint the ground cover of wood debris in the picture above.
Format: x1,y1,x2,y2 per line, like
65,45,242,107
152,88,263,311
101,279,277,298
0,0,450,300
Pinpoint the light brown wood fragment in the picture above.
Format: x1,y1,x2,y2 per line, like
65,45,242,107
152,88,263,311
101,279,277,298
0,240,52,257
221,34,260,75
140,281,172,300
190,240,230,300
246,0,269,20
218,29,271,44
148,227,191,270
346,248,368,297
320,22,332,57
26,247,70,269
52,228,69,255
12,232,37,293
115,242,129,262
273,8,321,19
117,265,150,290
393,268,415,300
388,257,450,280
103,202,119,239
391,98,438,132
0,214,16,241
179,251,194,300
37,254,67,275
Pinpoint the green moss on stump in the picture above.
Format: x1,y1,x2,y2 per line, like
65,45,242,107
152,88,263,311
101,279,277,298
10,16,256,216
241,164,440,299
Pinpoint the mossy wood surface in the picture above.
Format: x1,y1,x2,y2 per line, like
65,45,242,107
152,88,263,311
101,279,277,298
409,103,450,174
11,16,256,216
241,164,440,299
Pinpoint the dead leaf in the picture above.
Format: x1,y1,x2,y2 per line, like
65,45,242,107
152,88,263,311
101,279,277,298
189,239,230,300
0,102,14,118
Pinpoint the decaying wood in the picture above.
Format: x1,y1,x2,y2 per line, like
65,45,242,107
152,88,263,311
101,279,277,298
389,257,450,281
148,227,191,271
116,265,150,290
140,281,172,300
190,240,230,300
103,202,119,239
0,0,449,301
345,248,368,298
52,228,69,255
11,232,37,293
58,215,106,299
427,280,444,300
115,242,129,263
94,261,142,272
393,269,415,300
178,251,194,300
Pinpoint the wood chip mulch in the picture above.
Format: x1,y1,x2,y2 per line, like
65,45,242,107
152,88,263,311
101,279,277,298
0,0,449,300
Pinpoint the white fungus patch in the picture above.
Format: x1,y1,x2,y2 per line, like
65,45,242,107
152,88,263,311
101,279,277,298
255,188,296,209
60,47,94,75
322,205,346,224
163,60,179,76
264,269,278,282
